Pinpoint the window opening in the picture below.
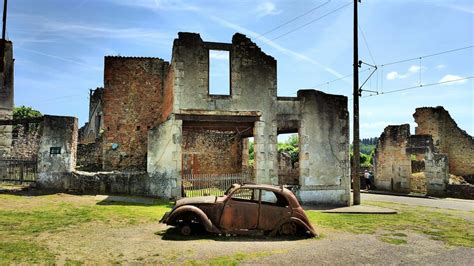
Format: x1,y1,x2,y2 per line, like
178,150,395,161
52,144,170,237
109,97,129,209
209,50,230,95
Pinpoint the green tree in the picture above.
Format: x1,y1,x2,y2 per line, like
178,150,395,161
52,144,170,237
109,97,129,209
13,106,42,120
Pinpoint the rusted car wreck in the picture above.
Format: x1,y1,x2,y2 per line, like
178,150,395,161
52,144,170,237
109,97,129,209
161,184,317,237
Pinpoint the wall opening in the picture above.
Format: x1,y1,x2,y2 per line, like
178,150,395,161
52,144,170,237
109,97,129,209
277,133,300,186
209,50,230,95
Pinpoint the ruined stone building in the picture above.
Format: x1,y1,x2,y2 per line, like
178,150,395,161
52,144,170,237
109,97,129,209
374,107,473,198
0,40,79,187
0,40,14,157
78,32,350,205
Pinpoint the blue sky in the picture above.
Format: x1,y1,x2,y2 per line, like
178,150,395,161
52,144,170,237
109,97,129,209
7,0,474,138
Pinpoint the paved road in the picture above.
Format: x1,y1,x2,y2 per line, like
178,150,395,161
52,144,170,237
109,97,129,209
362,192,474,211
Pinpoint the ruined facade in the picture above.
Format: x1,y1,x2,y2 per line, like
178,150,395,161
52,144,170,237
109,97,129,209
374,124,449,196
0,40,14,156
79,32,350,205
374,107,473,197
414,107,474,176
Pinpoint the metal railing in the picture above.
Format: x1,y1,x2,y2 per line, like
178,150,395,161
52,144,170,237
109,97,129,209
0,158,37,184
182,172,253,197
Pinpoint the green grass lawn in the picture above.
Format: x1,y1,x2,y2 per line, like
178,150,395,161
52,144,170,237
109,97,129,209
0,192,473,264
307,201,474,248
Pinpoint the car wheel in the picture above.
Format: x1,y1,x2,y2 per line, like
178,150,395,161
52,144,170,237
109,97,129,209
279,222,297,236
180,225,192,236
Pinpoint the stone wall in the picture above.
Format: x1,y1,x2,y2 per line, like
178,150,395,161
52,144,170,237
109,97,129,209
181,128,242,175
374,124,412,192
414,107,474,176
37,115,78,189
0,40,14,157
296,90,350,205
76,142,102,171
79,88,103,144
375,124,449,196
147,32,350,205
101,57,169,170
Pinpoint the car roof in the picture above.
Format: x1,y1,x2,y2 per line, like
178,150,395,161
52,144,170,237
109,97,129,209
234,184,301,207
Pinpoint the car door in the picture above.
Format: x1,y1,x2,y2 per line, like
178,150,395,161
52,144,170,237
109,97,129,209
258,189,292,231
220,188,259,231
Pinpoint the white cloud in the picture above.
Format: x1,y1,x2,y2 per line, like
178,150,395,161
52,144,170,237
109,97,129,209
386,65,424,80
436,64,446,70
408,65,423,73
105,0,200,11
11,14,171,44
438,74,468,85
208,16,345,79
443,4,474,14
386,71,407,80
386,71,398,80
255,2,282,17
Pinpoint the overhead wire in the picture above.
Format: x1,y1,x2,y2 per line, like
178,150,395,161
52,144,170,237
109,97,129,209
259,0,331,37
358,25,376,65
380,45,473,67
271,2,352,41
361,76,474,98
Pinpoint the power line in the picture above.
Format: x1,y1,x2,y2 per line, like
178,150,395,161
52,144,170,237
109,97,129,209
312,68,370,88
381,45,474,67
361,76,474,98
259,0,331,37
271,2,352,41
359,25,375,65
313,45,474,91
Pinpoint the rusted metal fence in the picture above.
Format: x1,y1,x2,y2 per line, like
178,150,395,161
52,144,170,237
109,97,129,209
0,158,37,184
182,172,253,197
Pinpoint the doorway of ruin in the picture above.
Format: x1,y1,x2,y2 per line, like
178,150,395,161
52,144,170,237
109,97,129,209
277,132,300,187
410,153,427,194
180,119,254,197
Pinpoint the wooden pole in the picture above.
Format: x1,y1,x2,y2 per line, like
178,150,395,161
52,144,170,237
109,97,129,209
352,0,361,205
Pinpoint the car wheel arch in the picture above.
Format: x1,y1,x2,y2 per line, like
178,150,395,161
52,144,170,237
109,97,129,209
270,217,317,237
168,205,221,234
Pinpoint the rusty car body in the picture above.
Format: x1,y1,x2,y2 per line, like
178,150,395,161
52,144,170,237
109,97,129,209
160,184,317,237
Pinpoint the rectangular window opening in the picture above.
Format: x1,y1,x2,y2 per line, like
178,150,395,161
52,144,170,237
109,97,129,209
209,50,230,95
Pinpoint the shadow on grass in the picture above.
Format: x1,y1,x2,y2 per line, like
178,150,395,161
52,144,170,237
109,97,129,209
155,226,314,242
96,200,174,208
0,185,59,197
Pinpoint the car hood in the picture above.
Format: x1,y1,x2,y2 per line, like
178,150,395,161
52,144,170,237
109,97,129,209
175,196,217,207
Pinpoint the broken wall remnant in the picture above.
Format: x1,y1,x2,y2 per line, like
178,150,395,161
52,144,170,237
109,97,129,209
37,115,78,189
0,40,14,157
374,123,449,196
414,106,474,177
374,124,412,192
79,88,103,144
101,57,169,170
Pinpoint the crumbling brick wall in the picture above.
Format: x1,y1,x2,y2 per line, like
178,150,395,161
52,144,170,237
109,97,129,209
181,129,242,175
374,124,412,192
101,56,169,170
414,107,474,176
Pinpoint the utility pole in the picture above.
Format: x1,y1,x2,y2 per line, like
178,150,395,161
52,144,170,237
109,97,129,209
352,0,361,205
0,0,7,77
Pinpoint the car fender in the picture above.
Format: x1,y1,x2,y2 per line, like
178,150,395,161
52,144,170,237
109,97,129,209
167,205,222,234
270,217,317,237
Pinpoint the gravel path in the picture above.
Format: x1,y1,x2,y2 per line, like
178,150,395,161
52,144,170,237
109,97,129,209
362,193,474,211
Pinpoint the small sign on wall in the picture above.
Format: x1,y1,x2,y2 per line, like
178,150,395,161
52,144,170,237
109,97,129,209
50,147,61,155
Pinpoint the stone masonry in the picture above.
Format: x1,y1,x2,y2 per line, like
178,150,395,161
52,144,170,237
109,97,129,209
146,33,350,205
78,32,350,205
414,106,473,176
0,40,14,157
